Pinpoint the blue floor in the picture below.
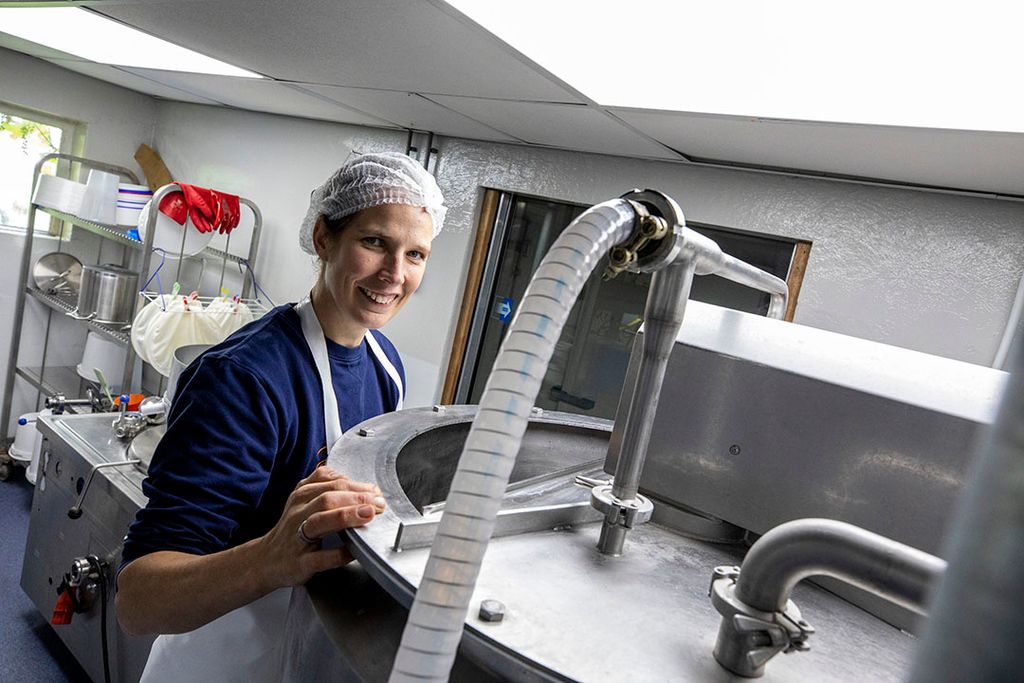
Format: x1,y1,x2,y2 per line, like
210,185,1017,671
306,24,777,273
1,468,91,682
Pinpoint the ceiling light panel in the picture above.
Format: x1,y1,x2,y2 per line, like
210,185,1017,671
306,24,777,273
0,7,261,78
446,0,1024,133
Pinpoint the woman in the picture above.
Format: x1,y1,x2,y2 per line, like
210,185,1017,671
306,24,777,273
116,152,446,681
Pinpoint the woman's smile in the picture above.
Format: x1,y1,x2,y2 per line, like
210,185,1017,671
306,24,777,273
358,286,398,306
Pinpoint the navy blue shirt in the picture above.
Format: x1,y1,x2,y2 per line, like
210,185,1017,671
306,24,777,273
121,304,403,565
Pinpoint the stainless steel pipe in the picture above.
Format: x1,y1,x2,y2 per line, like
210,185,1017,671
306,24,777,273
910,331,1024,682
711,518,945,677
734,518,946,614
598,224,789,555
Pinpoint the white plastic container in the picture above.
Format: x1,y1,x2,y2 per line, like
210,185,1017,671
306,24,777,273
31,175,87,215
78,330,127,390
25,409,51,485
79,170,119,224
116,183,152,226
8,412,37,463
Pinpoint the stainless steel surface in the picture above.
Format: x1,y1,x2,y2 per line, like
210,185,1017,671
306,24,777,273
23,412,156,683
67,457,143,519
74,263,103,320
716,251,789,319
394,500,601,551
91,264,140,325
710,519,946,677
599,194,789,554
608,302,1005,547
735,519,946,614
605,300,1005,631
329,406,916,681
605,261,694,508
910,333,1024,682
32,251,83,295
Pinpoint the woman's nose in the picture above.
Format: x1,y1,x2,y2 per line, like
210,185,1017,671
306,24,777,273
378,253,404,284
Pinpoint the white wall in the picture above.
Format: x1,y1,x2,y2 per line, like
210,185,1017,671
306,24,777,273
1,49,158,433
4,52,1022,420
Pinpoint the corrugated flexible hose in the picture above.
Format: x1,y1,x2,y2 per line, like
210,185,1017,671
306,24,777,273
388,199,639,682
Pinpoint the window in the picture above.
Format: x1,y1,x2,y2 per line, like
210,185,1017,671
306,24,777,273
0,102,82,234
444,190,811,419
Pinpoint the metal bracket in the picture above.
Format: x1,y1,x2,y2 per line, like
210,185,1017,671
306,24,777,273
604,202,669,280
709,565,815,678
393,501,602,551
589,483,654,528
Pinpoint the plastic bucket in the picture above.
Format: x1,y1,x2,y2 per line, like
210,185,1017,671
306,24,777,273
25,409,51,485
8,412,38,463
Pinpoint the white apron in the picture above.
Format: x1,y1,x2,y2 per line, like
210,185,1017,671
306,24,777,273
140,297,402,682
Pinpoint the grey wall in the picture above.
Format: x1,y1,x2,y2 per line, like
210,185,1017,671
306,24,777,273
2,52,1022,422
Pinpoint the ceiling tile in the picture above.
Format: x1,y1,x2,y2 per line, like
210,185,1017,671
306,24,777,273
301,84,518,142
94,0,583,103
41,59,220,105
429,96,680,160
616,109,1024,196
117,68,396,127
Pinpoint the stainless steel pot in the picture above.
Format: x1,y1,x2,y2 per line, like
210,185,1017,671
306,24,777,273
74,264,138,323
167,344,211,405
74,264,102,319
93,265,138,324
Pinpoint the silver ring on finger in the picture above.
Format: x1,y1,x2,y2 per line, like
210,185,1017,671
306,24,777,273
297,518,318,544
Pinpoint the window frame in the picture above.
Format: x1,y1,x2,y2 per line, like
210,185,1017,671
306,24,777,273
0,99,86,237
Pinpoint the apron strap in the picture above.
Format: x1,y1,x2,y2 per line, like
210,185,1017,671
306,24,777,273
365,330,404,411
295,297,343,449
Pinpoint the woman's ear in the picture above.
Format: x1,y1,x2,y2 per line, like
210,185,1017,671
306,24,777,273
311,215,330,259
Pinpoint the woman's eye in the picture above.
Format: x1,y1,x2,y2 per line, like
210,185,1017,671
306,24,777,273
408,250,426,261
363,236,384,247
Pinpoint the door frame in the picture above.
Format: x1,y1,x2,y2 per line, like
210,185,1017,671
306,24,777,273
440,189,811,404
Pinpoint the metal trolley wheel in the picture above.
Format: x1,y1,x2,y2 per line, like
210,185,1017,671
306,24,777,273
0,452,15,481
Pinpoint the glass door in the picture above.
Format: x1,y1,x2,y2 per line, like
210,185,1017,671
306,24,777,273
455,191,804,420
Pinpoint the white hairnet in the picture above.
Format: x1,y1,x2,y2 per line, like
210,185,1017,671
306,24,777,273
299,152,447,255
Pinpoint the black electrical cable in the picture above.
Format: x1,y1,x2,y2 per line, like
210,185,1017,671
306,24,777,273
86,554,111,683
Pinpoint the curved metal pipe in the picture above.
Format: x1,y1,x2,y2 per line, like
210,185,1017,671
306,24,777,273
735,518,946,614
67,459,141,519
600,224,789,554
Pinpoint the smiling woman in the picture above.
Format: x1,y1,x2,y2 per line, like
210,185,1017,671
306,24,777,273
311,203,434,346
115,152,448,683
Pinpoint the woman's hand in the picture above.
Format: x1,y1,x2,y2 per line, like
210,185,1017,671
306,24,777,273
117,466,386,635
257,465,386,588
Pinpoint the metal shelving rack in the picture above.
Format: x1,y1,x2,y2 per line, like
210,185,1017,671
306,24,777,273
1,153,264,439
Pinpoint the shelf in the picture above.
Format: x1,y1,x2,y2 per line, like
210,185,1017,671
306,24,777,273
36,206,250,264
25,287,131,346
15,365,84,397
36,206,142,248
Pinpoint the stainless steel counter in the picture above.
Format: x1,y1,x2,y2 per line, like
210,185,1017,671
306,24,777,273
22,412,158,683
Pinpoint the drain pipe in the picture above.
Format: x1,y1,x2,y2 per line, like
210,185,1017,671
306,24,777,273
710,519,946,677
909,330,1024,681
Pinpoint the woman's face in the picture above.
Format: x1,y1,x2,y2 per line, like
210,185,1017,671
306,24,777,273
313,203,434,345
